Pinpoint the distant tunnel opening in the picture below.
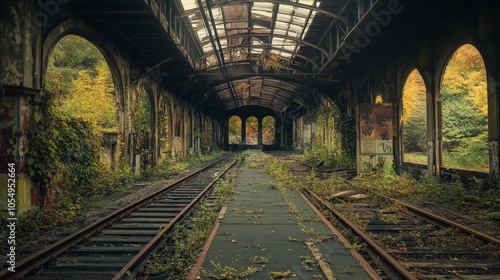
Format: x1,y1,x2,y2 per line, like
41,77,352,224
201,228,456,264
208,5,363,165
228,115,242,144
262,115,276,145
246,116,258,145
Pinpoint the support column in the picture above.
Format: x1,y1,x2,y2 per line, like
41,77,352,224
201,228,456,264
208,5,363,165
222,120,228,150
488,77,500,181
150,90,159,166
241,116,246,145
275,118,281,147
433,72,441,175
258,118,263,145
427,89,436,175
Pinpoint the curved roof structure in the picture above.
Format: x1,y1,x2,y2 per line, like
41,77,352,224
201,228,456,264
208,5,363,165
176,0,346,113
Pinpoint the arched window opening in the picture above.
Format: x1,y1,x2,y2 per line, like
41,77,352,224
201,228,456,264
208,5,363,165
402,69,427,165
246,116,259,145
228,116,242,144
137,87,151,150
262,116,276,145
441,44,488,172
46,35,117,132
46,35,118,166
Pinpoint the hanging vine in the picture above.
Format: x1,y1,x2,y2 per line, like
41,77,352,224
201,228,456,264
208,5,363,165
26,91,101,217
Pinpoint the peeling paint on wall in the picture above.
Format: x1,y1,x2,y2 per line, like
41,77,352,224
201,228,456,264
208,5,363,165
0,95,34,216
357,104,394,174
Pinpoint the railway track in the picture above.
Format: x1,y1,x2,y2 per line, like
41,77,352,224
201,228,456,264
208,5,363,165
300,160,357,179
300,178,500,279
264,153,499,279
0,155,237,280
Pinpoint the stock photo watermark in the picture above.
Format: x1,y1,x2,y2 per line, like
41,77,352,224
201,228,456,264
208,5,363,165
340,0,404,62
6,0,69,48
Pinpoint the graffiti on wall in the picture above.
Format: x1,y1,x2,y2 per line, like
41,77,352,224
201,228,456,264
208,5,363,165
357,104,394,173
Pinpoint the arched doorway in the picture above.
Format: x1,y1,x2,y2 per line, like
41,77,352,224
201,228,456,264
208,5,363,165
262,115,276,145
246,116,259,145
228,115,242,144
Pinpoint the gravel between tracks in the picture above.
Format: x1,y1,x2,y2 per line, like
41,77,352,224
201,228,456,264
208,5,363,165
267,151,500,239
0,164,208,266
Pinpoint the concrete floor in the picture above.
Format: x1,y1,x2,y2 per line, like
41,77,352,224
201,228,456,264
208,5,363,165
197,153,371,279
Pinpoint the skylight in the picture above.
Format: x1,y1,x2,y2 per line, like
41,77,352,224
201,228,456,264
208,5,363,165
179,0,321,69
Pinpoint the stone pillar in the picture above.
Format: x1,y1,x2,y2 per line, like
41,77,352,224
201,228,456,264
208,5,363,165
427,89,436,175
488,77,500,181
241,116,246,145
258,118,263,145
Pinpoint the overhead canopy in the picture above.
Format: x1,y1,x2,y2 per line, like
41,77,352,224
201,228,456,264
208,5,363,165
177,0,345,113
70,0,375,115
43,0,481,119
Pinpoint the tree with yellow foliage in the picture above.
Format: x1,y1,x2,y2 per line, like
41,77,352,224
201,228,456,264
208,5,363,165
402,69,427,164
441,44,488,171
60,62,117,131
46,35,117,132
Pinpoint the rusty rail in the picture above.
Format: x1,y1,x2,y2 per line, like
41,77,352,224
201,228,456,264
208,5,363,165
113,158,237,279
0,154,231,280
384,196,500,245
302,188,418,280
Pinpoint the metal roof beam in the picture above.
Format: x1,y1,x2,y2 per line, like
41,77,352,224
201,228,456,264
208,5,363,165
289,0,317,66
179,0,344,21
196,0,240,107
200,44,318,68
199,32,328,56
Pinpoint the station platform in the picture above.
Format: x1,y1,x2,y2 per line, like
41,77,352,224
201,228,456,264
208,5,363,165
190,154,371,279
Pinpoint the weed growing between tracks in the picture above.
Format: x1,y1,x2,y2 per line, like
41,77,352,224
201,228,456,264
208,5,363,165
264,159,299,191
144,168,236,279
293,146,356,169
346,171,500,225
263,156,336,276
140,149,228,180
202,261,265,279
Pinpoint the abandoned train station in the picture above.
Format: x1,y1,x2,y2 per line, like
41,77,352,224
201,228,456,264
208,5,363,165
1,0,500,213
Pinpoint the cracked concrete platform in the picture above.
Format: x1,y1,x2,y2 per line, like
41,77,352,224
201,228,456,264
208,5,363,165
197,155,371,279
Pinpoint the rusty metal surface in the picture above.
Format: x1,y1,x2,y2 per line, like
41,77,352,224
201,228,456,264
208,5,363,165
0,155,231,280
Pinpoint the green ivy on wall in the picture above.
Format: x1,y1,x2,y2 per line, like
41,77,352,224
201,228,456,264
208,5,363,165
333,105,356,159
26,90,101,208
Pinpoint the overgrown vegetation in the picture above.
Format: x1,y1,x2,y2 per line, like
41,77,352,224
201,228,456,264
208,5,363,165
146,169,236,279
18,35,134,231
202,261,265,280
140,149,227,180
306,169,349,199
264,159,299,191
302,147,355,169
403,44,488,171
296,102,356,169
324,170,500,223
21,90,132,232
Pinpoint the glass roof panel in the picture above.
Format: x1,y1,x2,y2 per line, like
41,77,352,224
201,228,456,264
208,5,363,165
178,0,324,111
